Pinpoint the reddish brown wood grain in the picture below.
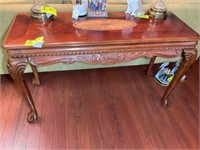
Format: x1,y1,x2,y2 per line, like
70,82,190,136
0,77,26,150
0,61,199,149
3,12,199,49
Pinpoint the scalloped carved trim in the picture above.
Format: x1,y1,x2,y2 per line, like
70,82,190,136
28,48,183,66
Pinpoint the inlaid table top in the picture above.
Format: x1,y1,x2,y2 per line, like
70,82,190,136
3,12,199,49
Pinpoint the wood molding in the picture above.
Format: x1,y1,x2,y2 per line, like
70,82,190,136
27,48,185,66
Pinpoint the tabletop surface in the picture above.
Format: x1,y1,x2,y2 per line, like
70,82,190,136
3,12,199,49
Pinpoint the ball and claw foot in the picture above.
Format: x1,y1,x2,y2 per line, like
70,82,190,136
27,111,38,123
160,99,172,108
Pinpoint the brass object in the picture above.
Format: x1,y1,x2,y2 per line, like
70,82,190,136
148,0,167,20
31,11,49,21
148,9,167,20
31,0,53,21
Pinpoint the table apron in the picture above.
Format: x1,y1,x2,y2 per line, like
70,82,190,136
7,42,197,66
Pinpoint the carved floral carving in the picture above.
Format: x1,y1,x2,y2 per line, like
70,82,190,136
27,48,186,66
7,58,28,80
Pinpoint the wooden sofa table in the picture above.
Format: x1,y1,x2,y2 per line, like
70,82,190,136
3,12,199,123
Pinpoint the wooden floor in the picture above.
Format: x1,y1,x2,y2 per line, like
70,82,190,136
0,60,199,150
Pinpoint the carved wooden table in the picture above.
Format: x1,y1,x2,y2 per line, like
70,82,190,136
3,12,199,123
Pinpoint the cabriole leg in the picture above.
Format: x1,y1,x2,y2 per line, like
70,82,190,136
7,58,38,123
160,49,197,107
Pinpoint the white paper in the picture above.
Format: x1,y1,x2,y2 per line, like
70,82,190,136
33,41,45,48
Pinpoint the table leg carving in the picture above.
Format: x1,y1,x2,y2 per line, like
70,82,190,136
146,56,157,77
160,48,198,107
7,58,38,123
30,64,40,86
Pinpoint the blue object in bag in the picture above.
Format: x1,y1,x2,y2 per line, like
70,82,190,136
154,60,186,86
